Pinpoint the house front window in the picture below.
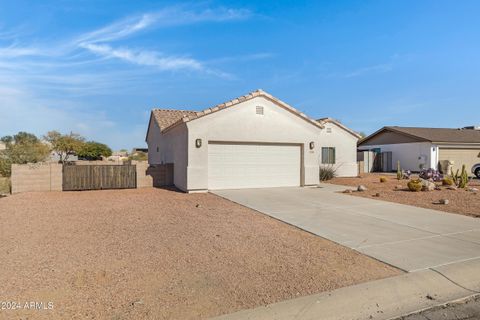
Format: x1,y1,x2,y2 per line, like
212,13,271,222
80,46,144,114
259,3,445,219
321,147,336,164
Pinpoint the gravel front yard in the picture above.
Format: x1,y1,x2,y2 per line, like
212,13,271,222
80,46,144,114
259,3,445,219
328,174,480,218
0,188,400,319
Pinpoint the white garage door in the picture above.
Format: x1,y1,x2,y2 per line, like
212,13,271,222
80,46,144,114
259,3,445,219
208,143,301,190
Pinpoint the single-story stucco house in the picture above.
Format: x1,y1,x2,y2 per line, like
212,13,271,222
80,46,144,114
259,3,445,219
358,126,480,173
146,89,360,192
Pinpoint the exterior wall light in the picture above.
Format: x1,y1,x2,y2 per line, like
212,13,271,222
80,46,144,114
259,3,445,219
195,139,202,148
309,141,315,150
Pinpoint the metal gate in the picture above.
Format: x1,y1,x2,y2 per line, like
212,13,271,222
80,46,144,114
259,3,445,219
63,165,136,191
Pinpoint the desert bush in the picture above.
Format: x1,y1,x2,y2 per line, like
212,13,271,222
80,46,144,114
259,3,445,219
419,168,443,182
442,176,454,186
0,177,10,194
380,176,387,183
319,166,336,181
407,179,423,192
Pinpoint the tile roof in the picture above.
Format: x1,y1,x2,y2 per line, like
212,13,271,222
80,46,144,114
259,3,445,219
151,109,198,131
150,89,325,133
364,126,480,144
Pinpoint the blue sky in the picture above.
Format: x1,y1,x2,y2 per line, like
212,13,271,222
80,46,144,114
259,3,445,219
1,1,479,150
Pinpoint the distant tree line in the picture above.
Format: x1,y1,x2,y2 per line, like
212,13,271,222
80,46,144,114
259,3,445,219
0,131,112,177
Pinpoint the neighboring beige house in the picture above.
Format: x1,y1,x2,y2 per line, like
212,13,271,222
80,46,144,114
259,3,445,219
146,89,360,192
0,141,5,151
358,126,480,174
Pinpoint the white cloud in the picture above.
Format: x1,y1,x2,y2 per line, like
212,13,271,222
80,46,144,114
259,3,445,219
79,43,203,71
75,6,251,44
68,6,252,73
0,45,41,58
75,14,157,44
0,5,254,148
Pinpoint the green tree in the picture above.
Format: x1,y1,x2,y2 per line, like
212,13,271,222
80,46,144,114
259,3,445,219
77,141,113,160
44,131,85,163
0,132,50,177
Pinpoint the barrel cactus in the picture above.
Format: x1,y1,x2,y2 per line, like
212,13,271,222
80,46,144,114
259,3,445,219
407,179,423,192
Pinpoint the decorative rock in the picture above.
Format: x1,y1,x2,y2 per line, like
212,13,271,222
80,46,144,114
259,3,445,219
439,199,449,205
131,299,144,306
373,193,381,197
343,189,353,194
435,186,442,191
357,185,367,192
195,204,201,208
395,185,403,190
468,187,479,192
421,179,436,191
447,186,458,191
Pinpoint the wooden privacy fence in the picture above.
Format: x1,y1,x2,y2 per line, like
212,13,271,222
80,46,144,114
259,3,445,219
10,162,174,194
63,164,137,191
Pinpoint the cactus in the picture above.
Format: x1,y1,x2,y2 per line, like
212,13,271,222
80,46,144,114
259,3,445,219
459,164,468,188
396,161,402,180
407,179,422,192
450,165,469,188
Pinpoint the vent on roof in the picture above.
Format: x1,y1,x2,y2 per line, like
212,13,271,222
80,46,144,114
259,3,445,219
256,106,264,115
326,127,332,133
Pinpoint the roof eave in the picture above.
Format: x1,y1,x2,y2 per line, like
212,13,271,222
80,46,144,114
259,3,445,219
358,126,431,146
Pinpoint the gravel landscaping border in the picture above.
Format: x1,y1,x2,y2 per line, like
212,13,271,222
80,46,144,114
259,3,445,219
328,174,480,218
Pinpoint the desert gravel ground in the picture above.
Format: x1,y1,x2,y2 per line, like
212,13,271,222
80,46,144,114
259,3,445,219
0,188,400,319
328,174,480,218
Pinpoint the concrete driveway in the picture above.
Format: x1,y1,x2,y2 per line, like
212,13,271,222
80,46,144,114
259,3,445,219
213,184,480,272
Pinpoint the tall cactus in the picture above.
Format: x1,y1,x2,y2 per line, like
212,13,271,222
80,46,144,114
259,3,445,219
396,160,402,180
451,165,469,188
459,164,468,188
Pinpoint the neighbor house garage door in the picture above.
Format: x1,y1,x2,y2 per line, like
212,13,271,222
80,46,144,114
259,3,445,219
439,148,480,173
208,143,301,190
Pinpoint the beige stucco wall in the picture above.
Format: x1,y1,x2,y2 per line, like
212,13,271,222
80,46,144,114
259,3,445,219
11,163,63,194
438,146,480,175
133,161,153,188
147,118,188,191
186,96,357,191
319,121,358,177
